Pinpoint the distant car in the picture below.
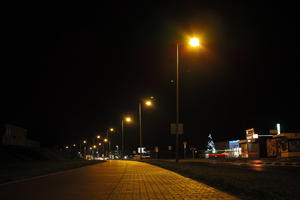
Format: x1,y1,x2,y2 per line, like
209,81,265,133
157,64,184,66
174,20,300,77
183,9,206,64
142,155,150,158
132,154,150,159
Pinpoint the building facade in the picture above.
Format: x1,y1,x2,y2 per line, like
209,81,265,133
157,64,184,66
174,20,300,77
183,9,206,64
0,124,40,147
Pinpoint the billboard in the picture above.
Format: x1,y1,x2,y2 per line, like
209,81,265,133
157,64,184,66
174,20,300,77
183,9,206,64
246,128,256,139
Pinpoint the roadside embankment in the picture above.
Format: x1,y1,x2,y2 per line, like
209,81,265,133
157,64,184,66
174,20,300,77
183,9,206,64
0,145,103,184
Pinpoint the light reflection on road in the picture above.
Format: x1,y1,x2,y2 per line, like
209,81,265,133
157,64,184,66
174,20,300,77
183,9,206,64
182,158,300,172
251,164,264,172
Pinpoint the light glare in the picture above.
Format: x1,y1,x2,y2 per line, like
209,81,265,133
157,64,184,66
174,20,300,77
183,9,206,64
145,100,152,107
125,117,132,123
189,37,200,47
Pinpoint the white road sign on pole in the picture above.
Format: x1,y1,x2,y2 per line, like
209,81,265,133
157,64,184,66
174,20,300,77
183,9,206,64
170,123,183,135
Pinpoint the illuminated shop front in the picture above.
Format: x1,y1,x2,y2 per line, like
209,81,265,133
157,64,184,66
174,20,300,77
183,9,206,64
268,133,300,158
224,140,242,158
239,128,273,158
208,128,300,159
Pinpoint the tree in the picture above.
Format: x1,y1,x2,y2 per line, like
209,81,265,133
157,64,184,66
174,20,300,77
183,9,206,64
206,134,216,153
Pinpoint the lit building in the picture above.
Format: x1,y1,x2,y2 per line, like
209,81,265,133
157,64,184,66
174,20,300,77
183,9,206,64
268,133,300,158
211,127,300,159
238,128,273,158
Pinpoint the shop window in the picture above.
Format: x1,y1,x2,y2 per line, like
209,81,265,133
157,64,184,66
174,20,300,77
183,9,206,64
281,142,287,151
288,139,300,152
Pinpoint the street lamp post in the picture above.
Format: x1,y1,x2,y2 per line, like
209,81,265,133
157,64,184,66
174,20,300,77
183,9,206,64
96,135,101,157
82,140,87,158
175,37,200,163
139,103,142,159
176,42,180,163
121,116,132,159
121,120,124,158
106,128,114,158
103,138,108,157
138,98,153,160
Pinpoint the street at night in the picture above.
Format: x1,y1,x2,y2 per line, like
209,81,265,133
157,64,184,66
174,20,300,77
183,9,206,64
1,1,300,200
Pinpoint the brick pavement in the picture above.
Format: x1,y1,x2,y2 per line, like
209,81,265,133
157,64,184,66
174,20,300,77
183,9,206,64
107,161,238,200
0,160,238,200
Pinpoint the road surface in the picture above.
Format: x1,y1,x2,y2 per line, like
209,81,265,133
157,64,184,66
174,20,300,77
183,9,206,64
179,158,300,172
0,160,237,200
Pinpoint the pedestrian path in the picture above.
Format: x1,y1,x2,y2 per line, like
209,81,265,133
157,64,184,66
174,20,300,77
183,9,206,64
0,160,237,200
108,161,237,200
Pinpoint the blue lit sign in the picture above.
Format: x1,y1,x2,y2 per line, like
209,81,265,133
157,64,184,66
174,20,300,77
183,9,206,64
229,140,240,148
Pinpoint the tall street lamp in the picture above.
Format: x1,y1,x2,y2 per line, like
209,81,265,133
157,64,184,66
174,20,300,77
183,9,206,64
103,138,109,157
95,135,101,157
138,97,154,159
121,116,132,158
106,128,114,157
175,36,201,163
82,140,87,158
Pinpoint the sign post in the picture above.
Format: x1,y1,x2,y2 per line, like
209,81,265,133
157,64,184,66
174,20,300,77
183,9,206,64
154,146,159,159
183,141,187,159
170,123,183,135
171,123,183,162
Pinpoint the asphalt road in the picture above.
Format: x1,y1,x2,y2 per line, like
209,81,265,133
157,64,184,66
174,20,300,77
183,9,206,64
0,160,236,200
179,158,300,172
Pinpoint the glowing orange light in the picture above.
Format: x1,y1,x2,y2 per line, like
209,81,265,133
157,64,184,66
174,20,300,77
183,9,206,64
125,117,132,123
189,37,200,47
145,100,153,107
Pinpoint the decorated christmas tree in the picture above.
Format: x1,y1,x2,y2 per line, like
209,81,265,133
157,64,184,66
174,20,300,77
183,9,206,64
207,134,216,153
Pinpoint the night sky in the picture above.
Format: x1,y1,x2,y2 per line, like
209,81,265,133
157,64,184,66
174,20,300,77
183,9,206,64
2,1,299,150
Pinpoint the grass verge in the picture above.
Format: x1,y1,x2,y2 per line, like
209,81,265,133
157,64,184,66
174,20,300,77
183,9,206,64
143,159,300,200
0,160,103,184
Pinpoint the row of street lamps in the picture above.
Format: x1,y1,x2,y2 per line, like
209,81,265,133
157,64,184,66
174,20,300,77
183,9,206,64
65,36,201,162
121,97,154,158
65,97,155,159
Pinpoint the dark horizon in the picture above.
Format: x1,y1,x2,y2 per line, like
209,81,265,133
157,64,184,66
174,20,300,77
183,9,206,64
2,1,299,149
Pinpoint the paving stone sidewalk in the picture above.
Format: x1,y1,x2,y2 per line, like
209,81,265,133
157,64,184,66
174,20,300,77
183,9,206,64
0,160,238,200
108,161,238,200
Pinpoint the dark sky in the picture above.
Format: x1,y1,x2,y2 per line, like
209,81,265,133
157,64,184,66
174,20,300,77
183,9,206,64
2,1,299,150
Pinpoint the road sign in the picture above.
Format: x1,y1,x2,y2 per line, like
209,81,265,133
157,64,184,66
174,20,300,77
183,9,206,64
183,141,187,149
170,123,183,135
138,147,145,153
246,128,255,139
